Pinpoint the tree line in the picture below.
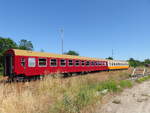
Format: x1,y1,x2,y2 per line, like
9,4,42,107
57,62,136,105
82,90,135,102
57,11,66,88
128,58,150,67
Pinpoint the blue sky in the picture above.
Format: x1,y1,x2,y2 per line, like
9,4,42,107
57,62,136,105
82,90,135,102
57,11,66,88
0,0,150,60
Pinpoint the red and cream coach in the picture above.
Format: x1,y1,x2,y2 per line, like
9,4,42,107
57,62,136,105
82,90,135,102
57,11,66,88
4,49,109,80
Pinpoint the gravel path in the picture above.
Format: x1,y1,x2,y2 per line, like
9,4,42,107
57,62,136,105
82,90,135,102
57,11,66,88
96,80,150,113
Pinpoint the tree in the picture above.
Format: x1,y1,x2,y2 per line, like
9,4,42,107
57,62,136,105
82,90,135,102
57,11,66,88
128,58,143,67
143,59,150,67
64,50,79,56
106,57,113,60
0,37,17,54
18,39,33,50
144,59,150,64
0,37,18,67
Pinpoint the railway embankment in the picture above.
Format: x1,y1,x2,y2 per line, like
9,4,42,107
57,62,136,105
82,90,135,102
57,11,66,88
1,68,149,113
0,69,132,113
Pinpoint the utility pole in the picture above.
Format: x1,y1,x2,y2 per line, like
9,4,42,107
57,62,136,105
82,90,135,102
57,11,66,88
60,28,64,54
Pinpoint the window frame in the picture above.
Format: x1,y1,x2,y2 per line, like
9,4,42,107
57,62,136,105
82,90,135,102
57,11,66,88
99,62,102,66
21,58,25,67
86,61,90,66
75,60,80,66
68,60,73,67
50,59,57,67
105,62,108,66
60,59,66,67
28,57,36,67
38,58,47,67
81,61,85,66
91,61,95,66
97,62,99,66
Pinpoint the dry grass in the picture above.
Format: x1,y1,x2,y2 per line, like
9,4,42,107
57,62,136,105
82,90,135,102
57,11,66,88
0,70,131,113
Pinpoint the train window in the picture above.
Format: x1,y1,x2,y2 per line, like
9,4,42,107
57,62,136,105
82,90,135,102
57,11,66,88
95,62,98,66
97,62,99,65
93,62,95,66
75,60,80,66
98,62,101,66
104,62,106,66
91,61,95,66
60,59,66,66
101,62,103,66
21,58,25,67
50,59,57,67
81,61,85,66
86,61,90,66
28,58,36,67
38,58,47,67
68,60,73,66
103,62,105,66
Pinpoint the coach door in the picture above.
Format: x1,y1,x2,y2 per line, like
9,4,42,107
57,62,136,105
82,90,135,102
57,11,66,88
4,54,13,77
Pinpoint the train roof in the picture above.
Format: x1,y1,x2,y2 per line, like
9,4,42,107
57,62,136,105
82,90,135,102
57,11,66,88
11,49,107,61
8,49,128,63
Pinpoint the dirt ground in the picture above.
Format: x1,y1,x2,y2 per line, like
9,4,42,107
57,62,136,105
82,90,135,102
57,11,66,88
96,80,150,113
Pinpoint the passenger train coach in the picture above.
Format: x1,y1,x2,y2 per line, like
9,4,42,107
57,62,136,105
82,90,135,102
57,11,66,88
3,49,129,80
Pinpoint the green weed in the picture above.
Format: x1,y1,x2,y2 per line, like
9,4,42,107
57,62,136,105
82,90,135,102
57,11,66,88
96,80,119,92
119,80,133,88
136,75,150,83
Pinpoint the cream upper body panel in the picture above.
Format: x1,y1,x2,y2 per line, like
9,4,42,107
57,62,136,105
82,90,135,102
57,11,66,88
107,60,129,67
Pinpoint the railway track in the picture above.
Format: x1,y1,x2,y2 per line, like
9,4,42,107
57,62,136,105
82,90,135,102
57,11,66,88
0,68,136,85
